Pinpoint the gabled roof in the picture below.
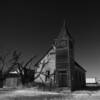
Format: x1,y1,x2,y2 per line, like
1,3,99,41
34,47,86,73
74,61,86,72
5,64,20,76
34,46,55,67
34,20,86,73
9,65,20,74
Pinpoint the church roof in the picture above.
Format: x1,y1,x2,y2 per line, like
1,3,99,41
34,20,86,72
74,61,86,72
34,46,55,67
34,46,86,72
55,20,73,41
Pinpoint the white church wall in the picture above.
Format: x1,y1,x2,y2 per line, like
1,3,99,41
35,46,56,83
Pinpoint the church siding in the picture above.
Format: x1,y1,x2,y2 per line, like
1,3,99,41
35,21,86,91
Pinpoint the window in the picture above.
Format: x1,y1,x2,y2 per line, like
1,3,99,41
45,70,50,81
69,41,73,49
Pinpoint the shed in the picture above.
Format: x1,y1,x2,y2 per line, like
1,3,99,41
3,65,21,88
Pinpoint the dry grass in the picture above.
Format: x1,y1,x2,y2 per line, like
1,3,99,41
1,88,100,100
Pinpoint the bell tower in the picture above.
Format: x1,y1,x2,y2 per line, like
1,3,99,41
54,20,74,88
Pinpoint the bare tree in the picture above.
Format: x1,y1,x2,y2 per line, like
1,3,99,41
0,51,10,72
34,60,56,90
0,49,55,89
34,60,49,80
0,51,11,87
7,50,37,85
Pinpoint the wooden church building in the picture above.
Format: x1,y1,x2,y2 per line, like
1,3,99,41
35,21,86,91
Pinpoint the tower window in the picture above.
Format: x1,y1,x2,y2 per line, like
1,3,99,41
69,41,73,49
55,40,67,48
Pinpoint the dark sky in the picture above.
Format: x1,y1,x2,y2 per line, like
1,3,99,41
0,1,100,79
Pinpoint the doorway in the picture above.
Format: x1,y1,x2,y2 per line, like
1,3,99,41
58,71,68,87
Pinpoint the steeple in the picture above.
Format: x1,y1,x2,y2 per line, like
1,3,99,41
56,19,72,41
55,20,74,88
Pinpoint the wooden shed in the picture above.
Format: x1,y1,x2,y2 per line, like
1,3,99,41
3,65,21,88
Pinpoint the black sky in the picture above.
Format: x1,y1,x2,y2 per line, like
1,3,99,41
0,1,100,79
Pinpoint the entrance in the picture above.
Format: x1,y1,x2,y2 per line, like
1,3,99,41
58,71,68,87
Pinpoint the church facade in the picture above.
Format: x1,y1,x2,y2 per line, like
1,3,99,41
35,22,86,91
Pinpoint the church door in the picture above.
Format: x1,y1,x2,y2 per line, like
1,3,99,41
58,71,68,87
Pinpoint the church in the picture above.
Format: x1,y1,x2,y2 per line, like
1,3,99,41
34,21,86,91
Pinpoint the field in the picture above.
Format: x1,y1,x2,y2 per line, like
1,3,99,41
1,87,100,100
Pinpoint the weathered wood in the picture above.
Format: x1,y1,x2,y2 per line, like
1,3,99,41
34,21,86,91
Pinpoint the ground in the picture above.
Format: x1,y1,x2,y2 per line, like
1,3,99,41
1,87,100,100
